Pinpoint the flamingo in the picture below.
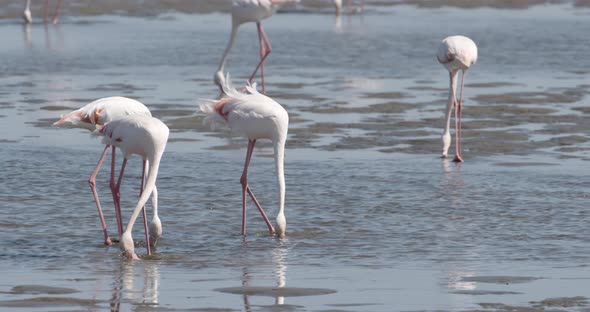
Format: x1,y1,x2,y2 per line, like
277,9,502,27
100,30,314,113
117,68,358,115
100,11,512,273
334,0,342,15
436,35,478,162
96,115,169,259
23,0,63,24
201,74,289,238
53,97,161,247
214,0,298,95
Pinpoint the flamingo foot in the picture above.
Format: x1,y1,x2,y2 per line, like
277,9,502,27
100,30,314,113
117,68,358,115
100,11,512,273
441,154,448,159
104,237,113,246
453,155,464,163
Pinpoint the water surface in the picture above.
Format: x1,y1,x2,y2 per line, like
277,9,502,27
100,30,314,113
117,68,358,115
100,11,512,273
0,2,589,311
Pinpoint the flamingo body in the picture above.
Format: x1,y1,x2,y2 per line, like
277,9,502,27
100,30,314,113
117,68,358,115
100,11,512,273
98,115,169,259
201,74,289,238
437,35,478,162
54,96,151,130
437,36,478,72
232,0,278,24
53,97,155,246
23,0,63,24
215,0,297,94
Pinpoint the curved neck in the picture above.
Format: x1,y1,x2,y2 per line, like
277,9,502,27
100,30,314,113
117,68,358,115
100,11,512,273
25,0,31,10
274,139,286,216
124,154,162,233
217,24,239,74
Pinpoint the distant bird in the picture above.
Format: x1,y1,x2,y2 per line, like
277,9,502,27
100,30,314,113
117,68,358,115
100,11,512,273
201,74,289,238
215,0,298,95
23,0,63,24
53,97,157,246
334,0,342,15
96,115,169,259
436,35,477,162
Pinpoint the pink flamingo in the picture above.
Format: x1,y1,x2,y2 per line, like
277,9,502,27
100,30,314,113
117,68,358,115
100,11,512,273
96,115,169,259
437,35,478,162
201,74,289,238
53,97,160,247
23,0,63,24
215,0,298,95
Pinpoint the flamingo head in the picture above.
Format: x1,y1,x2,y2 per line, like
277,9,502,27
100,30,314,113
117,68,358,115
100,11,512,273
149,216,162,247
334,0,342,15
23,10,32,24
276,214,286,239
120,232,139,260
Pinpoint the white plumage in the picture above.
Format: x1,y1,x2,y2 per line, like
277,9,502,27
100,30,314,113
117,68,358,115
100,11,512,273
54,97,154,247
437,35,478,162
96,115,169,259
201,74,289,238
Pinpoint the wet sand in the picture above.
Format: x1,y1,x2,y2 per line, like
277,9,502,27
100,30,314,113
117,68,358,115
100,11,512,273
0,1,590,311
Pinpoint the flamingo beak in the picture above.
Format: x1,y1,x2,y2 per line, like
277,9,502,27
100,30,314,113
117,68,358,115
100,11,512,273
52,114,66,126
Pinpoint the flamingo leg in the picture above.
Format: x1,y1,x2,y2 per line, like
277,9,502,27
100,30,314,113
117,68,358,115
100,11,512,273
110,146,124,237
140,160,151,256
52,0,62,24
88,145,113,246
44,0,49,23
240,140,255,235
114,158,128,237
453,71,466,162
246,186,275,234
248,22,272,94
451,71,463,162
458,70,466,161
240,140,275,236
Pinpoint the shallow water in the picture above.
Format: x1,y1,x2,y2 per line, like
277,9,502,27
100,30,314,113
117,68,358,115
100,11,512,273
1,2,590,312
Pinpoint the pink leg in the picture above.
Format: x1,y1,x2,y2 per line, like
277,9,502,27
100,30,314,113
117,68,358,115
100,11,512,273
248,22,272,94
110,146,124,237
454,71,466,163
240,140,275,236
246,186,275,234
240,140,255,236
52,0,62,24
140,160,151,256
44,0,49,23
88,145,113,246
113,158,128,237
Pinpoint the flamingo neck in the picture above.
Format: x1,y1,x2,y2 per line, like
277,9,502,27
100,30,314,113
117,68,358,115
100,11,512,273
123,154,162,234
444,71,459,133
274,139,286,216
216,24,239,77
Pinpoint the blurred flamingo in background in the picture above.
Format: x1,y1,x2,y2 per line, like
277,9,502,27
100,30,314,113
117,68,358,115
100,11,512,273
215,0,299,95
437,35,478,162
23,0,63,24
201,74,289,238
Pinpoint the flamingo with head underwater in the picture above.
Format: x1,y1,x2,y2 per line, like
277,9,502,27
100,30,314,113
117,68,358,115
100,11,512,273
23,0,63,24
96,115,169,259
53,97,162,247
437,35,478,162
215,0,298,95
201,74,289,238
